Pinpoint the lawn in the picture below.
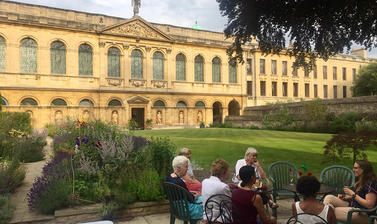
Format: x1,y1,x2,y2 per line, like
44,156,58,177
133,128,377,177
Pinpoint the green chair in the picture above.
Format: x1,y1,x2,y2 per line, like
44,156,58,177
268,161,300,217
162,182,202,224
343,206,377,224
319,165,355,200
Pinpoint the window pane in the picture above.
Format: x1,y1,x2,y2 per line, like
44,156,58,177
323,66,327,79
108,99,122,106
0,36,5,71
229,59,237,83
20,38,37,73
260,59,265,74
212,57,221,82
51,98,67,106
153,51,164,80
271,60,277,74
176,101,187,107
51,41,66,74
153,100,165,107
247,81,252,96
176,54,186,81
108,47,120,77
79,99,94,107
131,49,143,78
1,96,8,106
272,81,277,96
195,101,205,107
21,98,38,106
195,55,204,82
260,81,266,96
79,44,93,76
282,61,287,76
247,59,252,74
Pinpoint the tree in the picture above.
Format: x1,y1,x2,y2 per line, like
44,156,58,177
352,63,377,96
0,93,2,111
216,0,377,68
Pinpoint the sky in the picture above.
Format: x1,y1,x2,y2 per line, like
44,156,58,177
10,0,377,58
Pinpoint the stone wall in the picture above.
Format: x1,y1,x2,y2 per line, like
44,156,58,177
226,96,377,127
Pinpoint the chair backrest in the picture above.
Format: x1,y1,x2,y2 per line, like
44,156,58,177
319,165,355,195
162,182,194,221
286,213,328,224
205,194,232,224
268,161,299,191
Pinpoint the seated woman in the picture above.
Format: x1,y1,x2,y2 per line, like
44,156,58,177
234,147,277,208
166,155,203,220
179,147,202,192
202,159,231,223
292,175,336,224
324,160,377,223
232,165,276,224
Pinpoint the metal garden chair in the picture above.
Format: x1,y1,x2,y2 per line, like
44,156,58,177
268,161,300,217
162,182,202,224
286,213,328,224
204,194,232,224
319,165,355,201
342,206,377,224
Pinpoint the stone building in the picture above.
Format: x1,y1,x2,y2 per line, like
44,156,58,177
0,1,373,128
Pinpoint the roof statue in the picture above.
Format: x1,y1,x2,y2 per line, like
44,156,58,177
131,0,141,16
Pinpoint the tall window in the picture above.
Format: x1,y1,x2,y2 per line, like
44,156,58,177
79,44,92,76
131,49,143,78
260,81,266,96
50,41,66,74
324,85,328,98
108,47,120,77
0,36,5,71
342,67,347,80
246,59,252,75
333,66,337,80
228,59,237,83
20,38,37,73
292,66,298,76
153,51,164,80
260,59,265,74
282,61,287,76
343,86,347,98
314,84,318,98
271,60,277,75
352,68,356,81
176,53,186,81
293,83,298,97
323,66,327,79
195,55,204,82
272,81,277,96
305,83,310,97
313,65,317,79
282,82,288,96
212,57,221,82
247,81,252,96
304,68,309,77
333,85,338,98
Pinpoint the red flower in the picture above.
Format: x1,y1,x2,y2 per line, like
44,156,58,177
307,173,312,176
298,171,303,176
289,168,292,172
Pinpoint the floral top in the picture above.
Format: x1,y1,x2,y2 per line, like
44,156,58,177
350,181,377,209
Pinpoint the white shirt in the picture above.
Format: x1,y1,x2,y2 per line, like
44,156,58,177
202,176,231,221
295,201,329,223
234,159,261,183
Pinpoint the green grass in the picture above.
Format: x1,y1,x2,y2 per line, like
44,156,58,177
133,128,377,177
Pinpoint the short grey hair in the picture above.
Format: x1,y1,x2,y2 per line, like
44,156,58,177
244,147,258,160
172,155,189,173
179,147,191,155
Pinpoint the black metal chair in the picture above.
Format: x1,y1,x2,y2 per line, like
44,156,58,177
204,194,232,224
287,213,328,224
162,182,202,224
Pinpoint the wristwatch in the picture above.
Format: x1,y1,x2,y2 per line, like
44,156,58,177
352,193,356,199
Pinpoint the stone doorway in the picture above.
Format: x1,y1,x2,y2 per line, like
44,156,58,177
228,100,240,116
131,108,145,130
212,101,222,123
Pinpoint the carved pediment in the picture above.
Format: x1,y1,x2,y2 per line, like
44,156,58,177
127,96,150,104
101,17,173,42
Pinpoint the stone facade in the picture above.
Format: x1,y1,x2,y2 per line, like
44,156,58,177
0,1,374,128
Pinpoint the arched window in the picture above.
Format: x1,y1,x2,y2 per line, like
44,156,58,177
131,49,143,78
108,99,122,107
228,100,240,116
153,100,165,107
50,41,66,74
229,59,237,83
195,55,204,82
108,47,120,77
51,98,67,106
79,99,94,107
79,44,92,76
176,101,187,107
212,57,221,82
0,36,5,71
20,98,38,106
195,101,205,107
153,51,164,80
20,38,37,73
1,96,8,106
176,53,186,81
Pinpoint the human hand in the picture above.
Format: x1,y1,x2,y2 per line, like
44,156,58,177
343,187,355,196
254,160,260,167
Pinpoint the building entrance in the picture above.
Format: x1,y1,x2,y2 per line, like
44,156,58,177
131,108,145,129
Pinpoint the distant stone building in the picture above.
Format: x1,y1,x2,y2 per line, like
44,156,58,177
0,1,373,128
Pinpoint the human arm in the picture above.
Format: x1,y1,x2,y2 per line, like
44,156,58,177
254,160,266,179
253,194,276,224
182,173,201,185
327,206,337,224
344,187,377,209
291,203,297,217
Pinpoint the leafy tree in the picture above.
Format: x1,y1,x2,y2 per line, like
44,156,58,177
352,63,377,96
216,0,377,68
0,93,2,111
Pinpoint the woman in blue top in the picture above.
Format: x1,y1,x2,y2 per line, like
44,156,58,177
324,160,377,223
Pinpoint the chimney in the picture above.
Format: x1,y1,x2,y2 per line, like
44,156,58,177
350,48,367,59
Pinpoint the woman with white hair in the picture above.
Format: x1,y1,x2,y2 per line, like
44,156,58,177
166,155,203,220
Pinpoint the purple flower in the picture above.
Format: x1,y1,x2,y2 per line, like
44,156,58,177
132,136,150,149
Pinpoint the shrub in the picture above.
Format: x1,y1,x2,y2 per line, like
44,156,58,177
128,119,138,130
262,106,293,130
209,122,234,128
0,159,26,194
15,129,47,162
0,194,13,224
133,169,165,201
355,120,377,132
329,111,361,133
